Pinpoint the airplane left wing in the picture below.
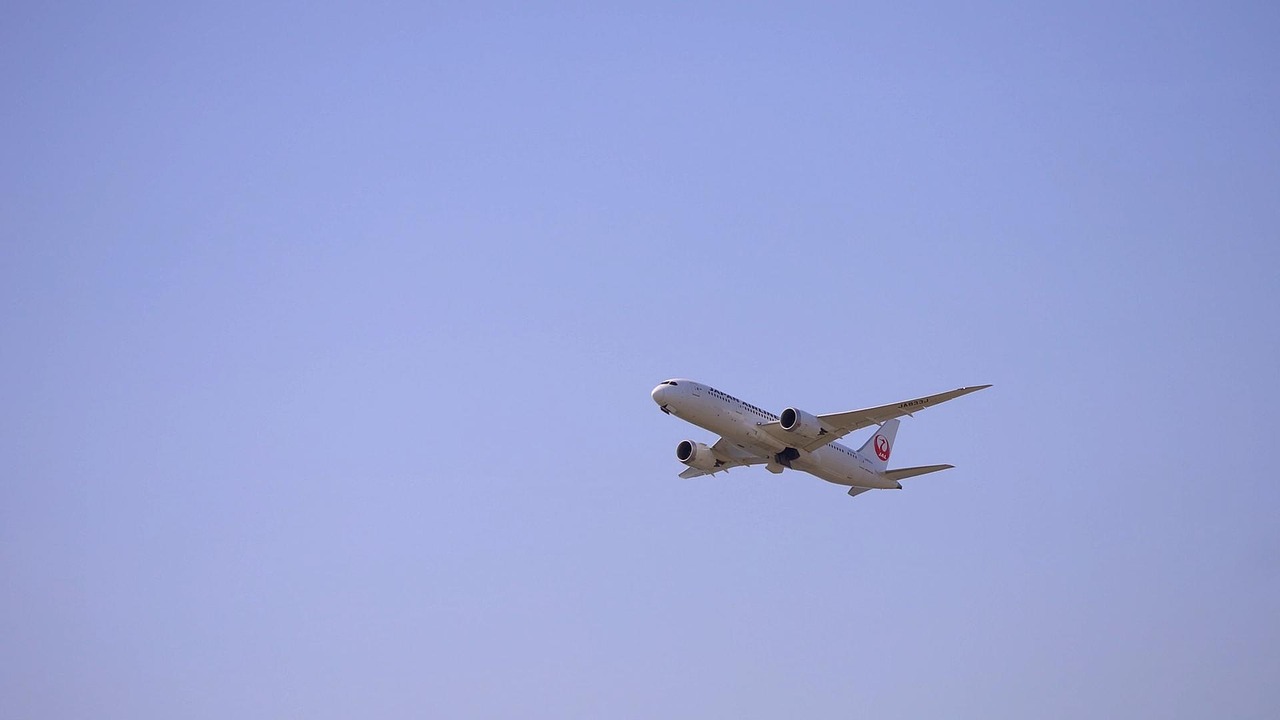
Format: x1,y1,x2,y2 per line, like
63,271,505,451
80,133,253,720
760,384,991,452
678,437,770,478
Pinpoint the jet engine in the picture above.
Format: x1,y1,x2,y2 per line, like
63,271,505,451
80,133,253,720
779,407,827,442
676,440,719,471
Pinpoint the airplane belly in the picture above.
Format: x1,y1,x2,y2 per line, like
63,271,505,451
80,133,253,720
799,450,899,489
793,458,849,486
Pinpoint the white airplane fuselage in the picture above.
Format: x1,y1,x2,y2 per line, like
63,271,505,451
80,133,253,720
651,379,900,489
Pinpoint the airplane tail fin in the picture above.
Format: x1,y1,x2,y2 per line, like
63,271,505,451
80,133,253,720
856,418,900,472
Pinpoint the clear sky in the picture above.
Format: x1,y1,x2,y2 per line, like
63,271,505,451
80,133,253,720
3,2,1278,718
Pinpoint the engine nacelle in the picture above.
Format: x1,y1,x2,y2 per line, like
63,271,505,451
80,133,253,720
676,440,719,471
779,407,827,442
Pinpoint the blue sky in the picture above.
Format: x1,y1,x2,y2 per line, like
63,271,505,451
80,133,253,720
3,2,1278,718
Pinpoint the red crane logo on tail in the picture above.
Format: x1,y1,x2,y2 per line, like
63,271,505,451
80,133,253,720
874,434,891,461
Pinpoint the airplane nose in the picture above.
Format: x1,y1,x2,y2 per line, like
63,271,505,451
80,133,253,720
651,384,667,404
652,384,677,412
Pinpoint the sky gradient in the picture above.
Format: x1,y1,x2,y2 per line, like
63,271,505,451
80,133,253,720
3,3,1279,718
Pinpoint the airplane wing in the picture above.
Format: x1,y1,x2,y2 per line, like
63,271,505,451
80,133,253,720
760,384,991,453
677,437,771,478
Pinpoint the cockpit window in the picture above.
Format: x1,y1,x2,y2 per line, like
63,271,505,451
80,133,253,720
660,380,679,386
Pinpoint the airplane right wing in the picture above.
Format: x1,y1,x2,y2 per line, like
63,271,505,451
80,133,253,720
760,384,991,452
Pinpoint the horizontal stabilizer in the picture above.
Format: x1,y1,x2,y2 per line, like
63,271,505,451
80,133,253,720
847,486,873,499
884,464,954,481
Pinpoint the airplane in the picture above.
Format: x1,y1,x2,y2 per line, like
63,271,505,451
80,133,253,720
651,379,990,499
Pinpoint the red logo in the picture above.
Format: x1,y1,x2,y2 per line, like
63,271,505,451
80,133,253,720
874,434,891,461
